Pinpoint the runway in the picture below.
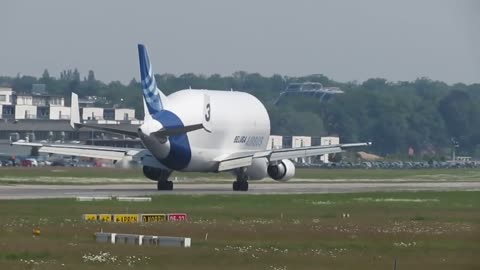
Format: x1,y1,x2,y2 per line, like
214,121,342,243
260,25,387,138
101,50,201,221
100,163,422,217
1,181,479,199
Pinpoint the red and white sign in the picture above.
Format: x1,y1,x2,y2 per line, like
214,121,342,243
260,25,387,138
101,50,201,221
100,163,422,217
167,213,187,221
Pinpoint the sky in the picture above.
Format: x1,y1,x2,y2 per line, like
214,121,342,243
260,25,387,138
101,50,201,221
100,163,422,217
1,0,479,84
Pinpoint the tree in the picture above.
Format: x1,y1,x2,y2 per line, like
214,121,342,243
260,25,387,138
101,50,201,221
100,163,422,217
87,70,95,82
41,69,50,81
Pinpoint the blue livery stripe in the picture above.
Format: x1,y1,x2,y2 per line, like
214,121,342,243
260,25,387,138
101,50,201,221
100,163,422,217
138,44,163,114
152,110,191,170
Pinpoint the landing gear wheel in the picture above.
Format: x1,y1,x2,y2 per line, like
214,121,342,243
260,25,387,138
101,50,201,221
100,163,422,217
233,181,239,191
157,180,174,191
232,180,248,191
232,167,249,191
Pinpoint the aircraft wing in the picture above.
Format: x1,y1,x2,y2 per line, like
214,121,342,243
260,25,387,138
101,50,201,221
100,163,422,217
216,142,371,171
11,141,147,160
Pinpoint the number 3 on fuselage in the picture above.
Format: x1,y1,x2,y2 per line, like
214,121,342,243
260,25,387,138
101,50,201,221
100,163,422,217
203,94,212,132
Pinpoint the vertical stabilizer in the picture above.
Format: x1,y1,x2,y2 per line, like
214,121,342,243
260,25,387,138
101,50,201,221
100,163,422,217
143,98,152,121
138,44,167,116
70,92,80,128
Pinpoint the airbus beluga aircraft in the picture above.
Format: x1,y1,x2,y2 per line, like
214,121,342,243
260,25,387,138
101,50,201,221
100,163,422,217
14,44,370,191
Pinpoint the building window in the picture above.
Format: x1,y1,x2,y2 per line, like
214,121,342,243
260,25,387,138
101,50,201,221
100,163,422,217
0,95,6,102
50,97,62,106
2,106,14,118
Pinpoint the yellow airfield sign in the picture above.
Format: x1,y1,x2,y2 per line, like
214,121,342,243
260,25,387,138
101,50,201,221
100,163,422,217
82,213,187,223
141,214,167,223
83,214,98,221
99,214,113,222
113,214,139,223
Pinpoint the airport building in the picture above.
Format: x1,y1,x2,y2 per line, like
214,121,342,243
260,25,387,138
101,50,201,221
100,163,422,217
0,86,140,155
0,87,136,122
320,136,340,163
274,135,339,164
266,135,283,150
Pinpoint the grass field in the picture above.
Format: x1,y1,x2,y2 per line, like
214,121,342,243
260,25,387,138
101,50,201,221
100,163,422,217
0,192,479,269
0,167,480,184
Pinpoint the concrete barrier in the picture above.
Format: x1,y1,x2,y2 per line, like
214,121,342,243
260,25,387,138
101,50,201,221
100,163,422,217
76,196,112,201
95,232,191,247
116,197,152,202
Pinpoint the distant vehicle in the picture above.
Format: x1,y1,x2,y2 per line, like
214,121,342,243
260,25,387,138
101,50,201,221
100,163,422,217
51,160,66,166
2,159,14,167
21,159,32,167
25,158,38,167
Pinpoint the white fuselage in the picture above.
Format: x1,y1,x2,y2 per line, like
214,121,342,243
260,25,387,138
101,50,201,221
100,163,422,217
139,89,270,172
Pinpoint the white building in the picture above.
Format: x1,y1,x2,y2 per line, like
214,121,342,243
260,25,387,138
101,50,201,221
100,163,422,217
49,106,71,120
267,135,283,150
292,136,311,163
15,105,37,119
0,88,15,119
0,87,137,123
320,136,340,163
0,87,14,105
114,108,135,121
82,107,104,120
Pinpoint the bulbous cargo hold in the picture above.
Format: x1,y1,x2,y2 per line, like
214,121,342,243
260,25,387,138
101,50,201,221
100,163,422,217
154,89,271,172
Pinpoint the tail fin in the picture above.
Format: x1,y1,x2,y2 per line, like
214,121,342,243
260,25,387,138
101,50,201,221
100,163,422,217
138,44,167,116
70,92,80,128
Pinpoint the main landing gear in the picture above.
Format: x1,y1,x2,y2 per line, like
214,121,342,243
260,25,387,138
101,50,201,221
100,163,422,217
157,180,173,191
233,168,249,191
157,170,173,191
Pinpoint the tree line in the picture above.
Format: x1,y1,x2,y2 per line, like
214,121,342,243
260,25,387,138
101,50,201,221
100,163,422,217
1,70,479,159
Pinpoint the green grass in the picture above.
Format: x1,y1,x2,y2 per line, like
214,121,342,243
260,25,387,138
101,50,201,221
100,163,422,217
0,167,480,184
0,191,479,269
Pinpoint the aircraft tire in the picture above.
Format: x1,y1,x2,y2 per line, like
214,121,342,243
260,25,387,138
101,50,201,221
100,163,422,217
157,180,174,191
233,181,248,191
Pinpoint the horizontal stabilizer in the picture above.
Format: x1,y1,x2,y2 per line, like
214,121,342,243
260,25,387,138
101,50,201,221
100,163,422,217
74,123,139,138
151,123,205,138
12,141,146,161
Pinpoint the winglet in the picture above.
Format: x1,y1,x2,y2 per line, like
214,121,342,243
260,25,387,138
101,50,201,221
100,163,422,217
203,94,212,133
70,92,80,129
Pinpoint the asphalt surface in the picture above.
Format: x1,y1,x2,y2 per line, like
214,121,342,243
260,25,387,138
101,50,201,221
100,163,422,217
1,181,480,199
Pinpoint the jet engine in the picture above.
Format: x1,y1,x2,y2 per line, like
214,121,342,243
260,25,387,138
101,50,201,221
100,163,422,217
246,158,268,180
267,159,295,181
142,166,170,181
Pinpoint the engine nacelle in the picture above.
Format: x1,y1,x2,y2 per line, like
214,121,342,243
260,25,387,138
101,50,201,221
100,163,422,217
142,166,169,181
245,158,268,180
267,159,295,181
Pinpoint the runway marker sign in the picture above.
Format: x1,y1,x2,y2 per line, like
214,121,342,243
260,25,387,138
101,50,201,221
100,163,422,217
83,214,98,221
82,213,187,223
114,214,139,223
141,214,167,223
168,213,188,221
99,214,113,222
